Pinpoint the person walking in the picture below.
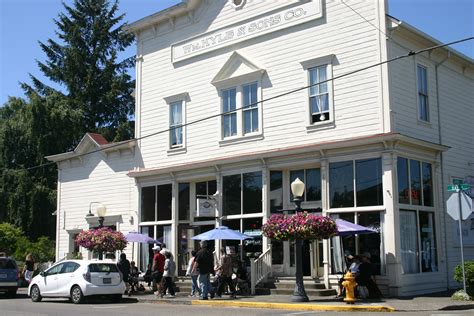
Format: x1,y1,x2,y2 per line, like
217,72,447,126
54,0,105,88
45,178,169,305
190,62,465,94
215,248,236,298
195,240,214,300
23,253,35,284
186,250,200,297
160,252,176,298
117,253,131,296
152,245,165,294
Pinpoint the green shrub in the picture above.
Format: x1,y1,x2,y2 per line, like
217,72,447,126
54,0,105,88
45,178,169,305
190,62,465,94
0,223,24,256
454,260,474,296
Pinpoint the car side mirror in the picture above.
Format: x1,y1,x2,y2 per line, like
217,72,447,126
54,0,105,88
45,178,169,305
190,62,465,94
40,271,46,277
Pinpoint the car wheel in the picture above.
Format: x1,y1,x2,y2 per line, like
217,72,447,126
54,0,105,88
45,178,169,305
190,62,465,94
70,285,84,304
110,294,122,303
30,285,42,302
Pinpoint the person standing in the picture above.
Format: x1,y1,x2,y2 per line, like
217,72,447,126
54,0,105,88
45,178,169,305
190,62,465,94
186,250,200,297
117,253,131,296
195,240,214,300
215,248,236,298
23,253,35,284
152,245,165,294
160,252,176,298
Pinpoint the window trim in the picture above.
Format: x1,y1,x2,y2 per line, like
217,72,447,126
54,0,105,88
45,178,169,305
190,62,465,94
164,92,189,153
300,54,335,130
416,63,430,123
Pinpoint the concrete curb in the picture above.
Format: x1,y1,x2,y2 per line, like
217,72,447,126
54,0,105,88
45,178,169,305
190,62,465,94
136,296,395,312
191,300,396,312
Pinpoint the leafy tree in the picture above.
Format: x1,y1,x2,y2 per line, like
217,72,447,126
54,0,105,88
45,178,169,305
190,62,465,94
22,0,135,141
0,223,23,256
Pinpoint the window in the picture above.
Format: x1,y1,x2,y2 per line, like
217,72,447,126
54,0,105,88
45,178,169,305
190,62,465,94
417,64,429,122
169,101,183,148
223,172,262,216
400,210,438,274
195,180,217,221
270,171,283,213
46,263,64,275
397,157,433,206
140,184,172,222
179,183,190,221
221,83,260,139
329,158,383,208
309,65,330,124
289,168,321,202
164,93,188,151
222,87,237,137
62,262,80,273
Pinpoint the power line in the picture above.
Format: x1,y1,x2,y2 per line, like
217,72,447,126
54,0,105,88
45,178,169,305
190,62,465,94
9,36,474,172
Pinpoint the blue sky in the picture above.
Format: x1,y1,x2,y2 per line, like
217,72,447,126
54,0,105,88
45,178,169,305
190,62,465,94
1,0,473,105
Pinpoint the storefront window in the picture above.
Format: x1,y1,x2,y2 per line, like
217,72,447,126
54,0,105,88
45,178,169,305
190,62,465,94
243,218,263,266
329,161,354,208
195,180,217,221
141,186,155,222
223,174,241,216
290,168,321,202
157,184,172,221
179,183,190,221
419,212,437,272
243,172,262,214
400,210,419,273
358,212,381,275
422,163,433,207
397,158,410,204
356,158,383,206
139,225,154,272
270,171,283,213
410,160,422,205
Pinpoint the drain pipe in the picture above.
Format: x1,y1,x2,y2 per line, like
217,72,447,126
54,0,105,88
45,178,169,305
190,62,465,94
435,50,450,291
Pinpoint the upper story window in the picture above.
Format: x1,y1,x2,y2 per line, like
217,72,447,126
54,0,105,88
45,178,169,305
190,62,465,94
301,55,335,129
170,100,183,147
309,65,329,123
164,92,189,152
417,64,429,122
212,52,265,144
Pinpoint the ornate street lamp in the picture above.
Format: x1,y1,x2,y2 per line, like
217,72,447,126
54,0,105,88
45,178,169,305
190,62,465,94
290,177,309,302
87,202,107,259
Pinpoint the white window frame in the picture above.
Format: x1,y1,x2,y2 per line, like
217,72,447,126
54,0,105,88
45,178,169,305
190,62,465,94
301,54,335,130
164,92,189,154
217,77,263,145
416,63,429,123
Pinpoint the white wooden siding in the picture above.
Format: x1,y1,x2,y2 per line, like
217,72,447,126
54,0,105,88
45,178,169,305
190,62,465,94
136,0,384,169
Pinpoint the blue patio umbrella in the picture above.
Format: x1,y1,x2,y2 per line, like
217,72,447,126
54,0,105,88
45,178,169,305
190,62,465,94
191,226,253,240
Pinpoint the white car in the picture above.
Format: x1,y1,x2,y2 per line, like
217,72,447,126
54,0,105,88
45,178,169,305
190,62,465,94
28,260,125,304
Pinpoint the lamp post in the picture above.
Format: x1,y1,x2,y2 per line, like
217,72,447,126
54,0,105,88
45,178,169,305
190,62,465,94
290,178,309,302
87,202,107,259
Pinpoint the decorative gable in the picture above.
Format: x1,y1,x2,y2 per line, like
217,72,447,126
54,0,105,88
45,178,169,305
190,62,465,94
211,51,265,87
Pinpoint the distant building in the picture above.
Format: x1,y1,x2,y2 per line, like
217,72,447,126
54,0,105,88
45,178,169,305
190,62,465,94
47,0,474,296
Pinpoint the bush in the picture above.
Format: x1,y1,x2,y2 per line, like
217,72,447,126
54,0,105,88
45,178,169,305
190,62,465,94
0,223,23,256
454,260,474,297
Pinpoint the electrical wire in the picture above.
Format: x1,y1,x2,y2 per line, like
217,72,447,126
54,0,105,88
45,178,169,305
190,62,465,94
6,36,473,173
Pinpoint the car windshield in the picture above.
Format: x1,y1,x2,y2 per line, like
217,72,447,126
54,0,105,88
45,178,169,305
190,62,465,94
88,263,118,273
0,258,17,269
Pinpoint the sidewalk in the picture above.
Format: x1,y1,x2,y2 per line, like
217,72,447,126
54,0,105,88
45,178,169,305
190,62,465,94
130,290,474,312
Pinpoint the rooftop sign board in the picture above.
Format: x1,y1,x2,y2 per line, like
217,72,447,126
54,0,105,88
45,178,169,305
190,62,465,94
172,0,323,63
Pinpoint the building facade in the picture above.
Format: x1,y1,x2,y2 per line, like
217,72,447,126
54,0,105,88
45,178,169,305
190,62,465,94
48,0,474,296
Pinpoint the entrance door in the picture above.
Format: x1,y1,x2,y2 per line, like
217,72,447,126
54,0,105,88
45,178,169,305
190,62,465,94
271,240,323,277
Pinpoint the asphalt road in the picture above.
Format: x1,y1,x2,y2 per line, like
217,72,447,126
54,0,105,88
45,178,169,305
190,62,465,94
1,292,473,316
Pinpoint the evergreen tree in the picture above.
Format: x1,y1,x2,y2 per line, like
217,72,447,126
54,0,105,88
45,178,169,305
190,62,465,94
22,0,135,142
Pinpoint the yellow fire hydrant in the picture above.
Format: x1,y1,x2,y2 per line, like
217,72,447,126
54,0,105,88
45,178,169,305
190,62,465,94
341,271,357,304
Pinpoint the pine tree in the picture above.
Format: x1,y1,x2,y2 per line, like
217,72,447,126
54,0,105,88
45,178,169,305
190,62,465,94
22,0,135,141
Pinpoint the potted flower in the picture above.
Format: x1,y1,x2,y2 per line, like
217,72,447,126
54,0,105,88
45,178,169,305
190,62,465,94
75,227,127,259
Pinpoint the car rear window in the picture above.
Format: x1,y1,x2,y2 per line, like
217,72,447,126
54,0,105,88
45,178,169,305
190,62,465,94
0,258,17,269
88,263,118,273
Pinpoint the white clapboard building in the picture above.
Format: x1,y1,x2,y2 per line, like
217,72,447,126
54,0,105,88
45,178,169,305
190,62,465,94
47,0,473,296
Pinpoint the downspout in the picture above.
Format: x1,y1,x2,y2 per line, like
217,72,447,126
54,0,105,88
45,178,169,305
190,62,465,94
435,51,450,290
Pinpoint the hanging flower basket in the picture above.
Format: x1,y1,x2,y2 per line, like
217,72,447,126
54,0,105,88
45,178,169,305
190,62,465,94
75,227,128,253
262,212,338,241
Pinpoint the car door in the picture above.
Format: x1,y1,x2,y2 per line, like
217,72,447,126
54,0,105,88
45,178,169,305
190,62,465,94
40,263,64,296
56,262,80,296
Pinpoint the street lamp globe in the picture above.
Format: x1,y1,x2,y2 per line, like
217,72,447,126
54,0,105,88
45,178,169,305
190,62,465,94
291,177,305,198
96,205,107,217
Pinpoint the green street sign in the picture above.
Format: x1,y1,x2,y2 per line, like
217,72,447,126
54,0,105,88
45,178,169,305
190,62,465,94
460,184,472,190
447,184,459,192
453,179,463,185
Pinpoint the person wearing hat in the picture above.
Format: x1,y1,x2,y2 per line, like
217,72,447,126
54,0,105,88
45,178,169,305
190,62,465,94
151,245,165,294
195,240,214,300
